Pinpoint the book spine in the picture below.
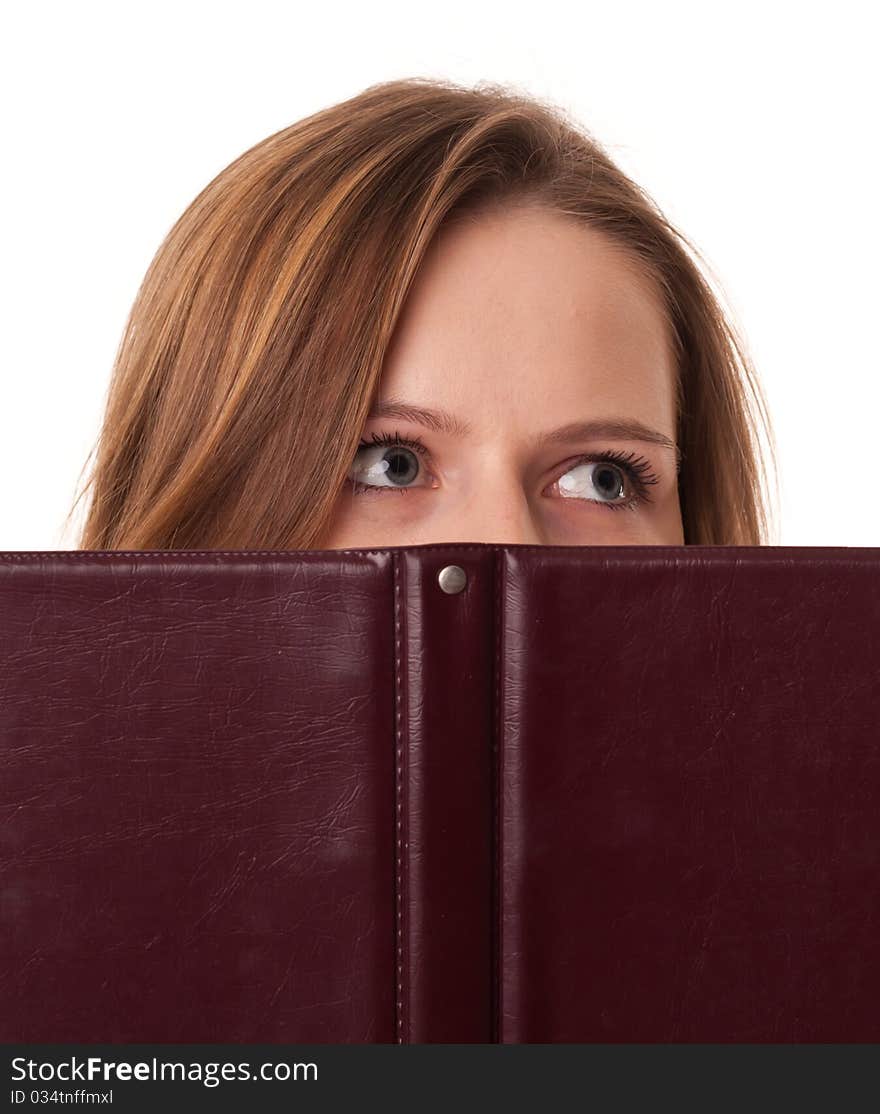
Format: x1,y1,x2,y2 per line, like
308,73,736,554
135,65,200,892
395,547,496,1042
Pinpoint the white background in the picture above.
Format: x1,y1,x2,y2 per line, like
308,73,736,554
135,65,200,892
2,0,877,548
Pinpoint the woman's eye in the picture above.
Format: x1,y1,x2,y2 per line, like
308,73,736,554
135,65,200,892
348,434,431,494
556,460,634,509
549,451,661,512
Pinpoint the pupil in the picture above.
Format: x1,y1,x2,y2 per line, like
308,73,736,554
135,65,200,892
386,448,417,485
595,464,622,499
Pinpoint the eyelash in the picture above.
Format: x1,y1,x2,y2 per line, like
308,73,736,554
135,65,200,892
351,430,661,512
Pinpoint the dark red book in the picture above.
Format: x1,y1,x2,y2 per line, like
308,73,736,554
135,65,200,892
1,544,878,1042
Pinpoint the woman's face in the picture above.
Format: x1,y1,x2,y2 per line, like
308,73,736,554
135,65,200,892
320,201,685,548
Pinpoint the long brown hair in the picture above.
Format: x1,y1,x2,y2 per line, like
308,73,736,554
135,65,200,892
69,77,778,549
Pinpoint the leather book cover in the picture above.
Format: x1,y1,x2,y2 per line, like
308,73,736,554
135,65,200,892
1,544,878,1042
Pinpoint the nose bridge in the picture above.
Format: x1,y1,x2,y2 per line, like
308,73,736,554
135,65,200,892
449,472,546,547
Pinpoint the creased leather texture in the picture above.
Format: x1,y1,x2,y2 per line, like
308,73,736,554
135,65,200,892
1,544,878,1042
0,551,397,1042
498,546,880,1041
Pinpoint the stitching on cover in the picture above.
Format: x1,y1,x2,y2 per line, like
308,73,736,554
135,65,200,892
0,545,850,568
493,546,502,1044
0,543,746,562
392,551,405,1044
0,545,510,559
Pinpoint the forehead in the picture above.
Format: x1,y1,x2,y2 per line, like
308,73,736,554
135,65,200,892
380,202,677,426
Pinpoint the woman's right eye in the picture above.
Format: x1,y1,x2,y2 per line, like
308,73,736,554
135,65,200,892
348,431,433,495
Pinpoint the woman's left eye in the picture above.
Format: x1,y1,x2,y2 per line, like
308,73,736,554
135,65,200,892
552,452,661,512
347,431,661,512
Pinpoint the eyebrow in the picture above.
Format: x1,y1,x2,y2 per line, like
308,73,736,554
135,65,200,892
367,397,682,467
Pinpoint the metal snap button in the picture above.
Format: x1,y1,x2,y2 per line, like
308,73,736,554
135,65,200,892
437,564,467,594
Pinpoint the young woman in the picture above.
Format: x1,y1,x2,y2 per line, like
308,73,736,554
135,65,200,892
70,77,778,550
